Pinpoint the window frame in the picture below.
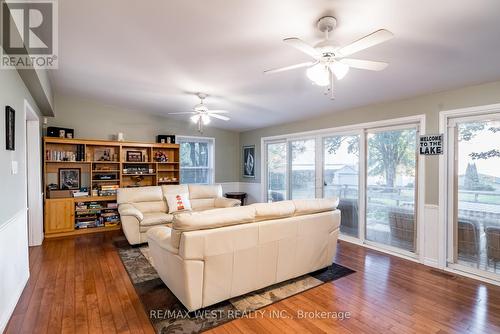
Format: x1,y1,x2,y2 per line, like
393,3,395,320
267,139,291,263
177,135,215,184
440,107,500,282
261,115,425,260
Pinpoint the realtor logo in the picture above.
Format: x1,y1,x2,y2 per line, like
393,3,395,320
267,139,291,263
1,0,58,69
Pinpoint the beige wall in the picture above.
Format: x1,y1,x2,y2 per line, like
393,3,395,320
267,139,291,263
49,95,240,183
0,70,41,223
0,67,42,333
239,80,500,205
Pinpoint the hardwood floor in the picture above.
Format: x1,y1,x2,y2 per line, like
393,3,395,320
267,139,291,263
5,231,500,333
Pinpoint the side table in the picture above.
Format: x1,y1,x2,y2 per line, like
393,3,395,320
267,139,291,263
225,192,248,206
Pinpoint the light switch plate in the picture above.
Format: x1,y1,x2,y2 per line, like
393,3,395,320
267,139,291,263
11,161,18,175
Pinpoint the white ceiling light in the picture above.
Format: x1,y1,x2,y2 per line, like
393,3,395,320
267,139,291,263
306,64,330,86
330,62,350,80
201,114,211,125
169,93,230,133
265,16,393,99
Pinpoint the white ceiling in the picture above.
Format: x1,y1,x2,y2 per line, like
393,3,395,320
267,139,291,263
52,0,500,132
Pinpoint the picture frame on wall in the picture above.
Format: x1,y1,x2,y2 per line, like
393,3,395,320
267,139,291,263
5,106,15,151
243,145,255,178
58,168,81,190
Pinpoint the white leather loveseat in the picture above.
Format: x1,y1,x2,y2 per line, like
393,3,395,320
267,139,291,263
117,184,240,245
147,198,340,311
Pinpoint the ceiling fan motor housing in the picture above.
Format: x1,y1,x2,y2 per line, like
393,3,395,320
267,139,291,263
317,16,337,33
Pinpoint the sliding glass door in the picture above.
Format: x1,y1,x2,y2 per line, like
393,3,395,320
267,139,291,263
263,120,421,256
290,139,316,199
266,141,287,202
449,116,500,277
365,127,418,252
323,135,360,237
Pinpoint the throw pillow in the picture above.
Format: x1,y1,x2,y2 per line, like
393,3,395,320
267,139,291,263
165,193,192,213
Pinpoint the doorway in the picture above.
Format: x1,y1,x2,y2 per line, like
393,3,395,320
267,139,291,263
445,111,500,280
24,100,43,246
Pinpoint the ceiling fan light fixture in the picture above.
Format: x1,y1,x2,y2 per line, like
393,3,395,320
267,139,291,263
201,114,211,125
306,63,330,86
330,62,350,80
190,115,199,123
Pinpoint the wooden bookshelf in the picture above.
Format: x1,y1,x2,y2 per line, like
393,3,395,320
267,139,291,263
43,137,180,238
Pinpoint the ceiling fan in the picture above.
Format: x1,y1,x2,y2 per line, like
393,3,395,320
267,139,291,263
264,16,394,99
168,93,230,132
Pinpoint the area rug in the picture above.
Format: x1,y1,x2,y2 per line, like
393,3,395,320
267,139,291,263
114,236,355,334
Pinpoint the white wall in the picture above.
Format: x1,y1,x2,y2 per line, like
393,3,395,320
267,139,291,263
0,68,42,331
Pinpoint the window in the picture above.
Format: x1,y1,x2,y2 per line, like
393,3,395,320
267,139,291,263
324,135,360,237
178,136,214,184
445,113,500,279
291,139,316,199
263,116,423,257
365,127,418,252
266,141,287,202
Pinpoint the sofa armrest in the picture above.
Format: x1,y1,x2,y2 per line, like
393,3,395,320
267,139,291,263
214,197,241,208
118,203,144,221
147,226,179,254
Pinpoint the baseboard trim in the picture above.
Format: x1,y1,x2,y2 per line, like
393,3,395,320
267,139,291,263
0,271,29,333
0,208,30,333
423,258,439,268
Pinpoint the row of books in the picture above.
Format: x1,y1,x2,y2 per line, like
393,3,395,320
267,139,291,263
46,144,85,161
99,184,119,196
75,201,120,229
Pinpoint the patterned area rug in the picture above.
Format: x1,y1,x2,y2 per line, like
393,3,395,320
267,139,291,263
114,236,355,334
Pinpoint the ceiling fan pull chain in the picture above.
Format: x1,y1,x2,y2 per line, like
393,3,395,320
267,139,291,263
330,71,336,100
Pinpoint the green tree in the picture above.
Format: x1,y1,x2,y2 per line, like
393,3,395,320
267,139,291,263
325,130,416,189
464,163,479,190
459,122,500,160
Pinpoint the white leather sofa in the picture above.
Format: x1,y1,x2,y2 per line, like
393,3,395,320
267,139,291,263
147,198,340,311
117,184,240,245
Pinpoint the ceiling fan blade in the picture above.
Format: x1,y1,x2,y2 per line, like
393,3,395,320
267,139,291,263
337,29,394,57
283,38,321,59
209,114,230,121
264,61,315,74
207,110,229,114
339,58,388,71
168,112,196,115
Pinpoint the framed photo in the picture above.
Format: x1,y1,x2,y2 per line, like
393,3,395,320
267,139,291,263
5,106,15,151
94,148,112,161
127,150,143,162
58,168,81,190
243,145,255,178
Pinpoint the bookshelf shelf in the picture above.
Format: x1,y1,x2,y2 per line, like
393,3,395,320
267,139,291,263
43,137,180,238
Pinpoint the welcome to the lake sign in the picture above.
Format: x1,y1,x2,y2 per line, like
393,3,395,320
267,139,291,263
419,134,443,155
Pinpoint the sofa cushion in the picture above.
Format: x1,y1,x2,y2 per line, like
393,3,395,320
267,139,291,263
147,226,178,254
188,184,223,199
118,203,144,221
190,198,216,211
134,201,167,214
117,186,163,204
171,206,256,248
165,193,192,213
293,198,339,216
251,201,295,221
141,212,174,227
